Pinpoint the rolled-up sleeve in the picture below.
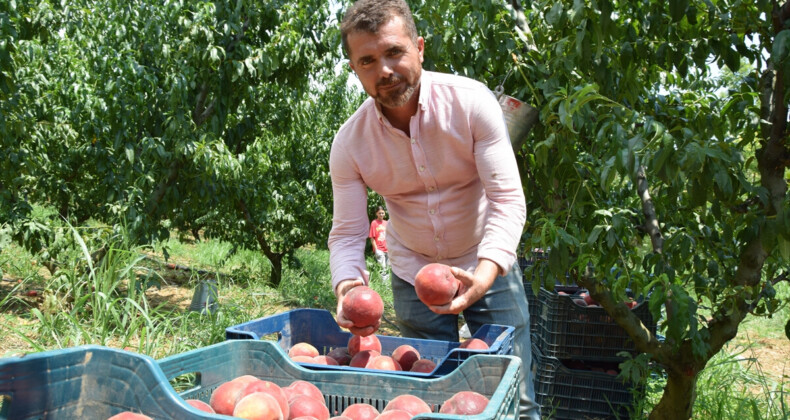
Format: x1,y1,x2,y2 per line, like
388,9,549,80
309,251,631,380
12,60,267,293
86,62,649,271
472,89,527,274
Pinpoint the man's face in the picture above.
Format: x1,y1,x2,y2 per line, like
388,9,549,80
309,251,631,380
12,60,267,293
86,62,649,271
347,15,424,109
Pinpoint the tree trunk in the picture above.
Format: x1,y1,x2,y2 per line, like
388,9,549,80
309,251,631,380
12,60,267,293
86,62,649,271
269,253,283,287
649,370,697,420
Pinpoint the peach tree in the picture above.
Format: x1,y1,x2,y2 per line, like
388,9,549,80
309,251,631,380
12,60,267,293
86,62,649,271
0,0,356,285
414,0,788,418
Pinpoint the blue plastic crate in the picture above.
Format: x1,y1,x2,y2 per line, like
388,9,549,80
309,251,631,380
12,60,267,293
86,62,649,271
158,339,521,419
225,308,515,377
0,346,220,419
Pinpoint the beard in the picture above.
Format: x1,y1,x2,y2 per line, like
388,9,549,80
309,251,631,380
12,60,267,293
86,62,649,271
375,73,419,108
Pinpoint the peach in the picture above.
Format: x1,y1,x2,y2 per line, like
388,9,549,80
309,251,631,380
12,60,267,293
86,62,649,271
458,338,489,350
326,347,352,365
293,417,320,420
342,286,384,328
348,334,382,356
373,410,412,420
185,399,215,413
409,359,437,373
365,355,402,371
341,403,380,420
239,380,289,420
414,263,460,306
288,395,330,420
107,413,152,420
312,355,339,365
390,345,420,371
349,349,381,368
284,380,324,403
439,391,489,415
209,374,259,415
289,342,320,358
291,355,318,363
383,394,431,416
330,417,353,420
233,392,284,420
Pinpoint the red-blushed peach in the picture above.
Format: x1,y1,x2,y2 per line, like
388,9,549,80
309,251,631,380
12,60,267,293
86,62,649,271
312,355,339,365
347,334,382,356
349,349,381,368
365,355,402,371
326,347,352,365
288,395,330,420
458,338,489,350
438,391,489,415
289,342,320,358
233,391,284,420
414,263,460,306
107,412,153,420
341,286,384,328
373,410,412,420
340,403,380,420
409,358,437,373
284,380,324,404
382,394,431,416
291,355,318,364
292,417,320,420
185,399,216,413
239,379,290,420
209,374,259,415
330,417,353,420
390,345,420,371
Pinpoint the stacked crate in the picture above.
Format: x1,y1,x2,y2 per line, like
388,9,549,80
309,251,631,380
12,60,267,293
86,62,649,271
520,251,656,419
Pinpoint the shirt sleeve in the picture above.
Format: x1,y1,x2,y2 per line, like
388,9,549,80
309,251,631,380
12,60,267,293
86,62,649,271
328,139,371,290
471,87,527,274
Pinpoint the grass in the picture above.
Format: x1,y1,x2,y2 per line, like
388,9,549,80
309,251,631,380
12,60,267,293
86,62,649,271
0,229,787,419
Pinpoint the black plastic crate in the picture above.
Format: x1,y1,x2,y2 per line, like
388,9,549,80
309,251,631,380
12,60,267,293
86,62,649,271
531,345,642,420
532,287,656,361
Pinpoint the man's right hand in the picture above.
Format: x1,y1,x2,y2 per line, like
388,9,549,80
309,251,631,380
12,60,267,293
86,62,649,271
335,278,379,336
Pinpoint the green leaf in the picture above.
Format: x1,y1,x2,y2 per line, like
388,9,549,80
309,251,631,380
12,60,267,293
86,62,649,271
669,0,689,23
124,144,135,163
772,30,790,64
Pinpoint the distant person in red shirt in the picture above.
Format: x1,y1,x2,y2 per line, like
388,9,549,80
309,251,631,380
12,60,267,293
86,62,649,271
369,206,390,281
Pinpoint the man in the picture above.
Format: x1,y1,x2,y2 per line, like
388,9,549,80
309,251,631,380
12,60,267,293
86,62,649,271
327,1,539,418
369,206,390,281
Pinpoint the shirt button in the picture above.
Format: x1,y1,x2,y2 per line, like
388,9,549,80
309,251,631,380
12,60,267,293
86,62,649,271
428,186,435,192
429,209,435,215
419,165,425,172
434,236,439,242
411,138,416,144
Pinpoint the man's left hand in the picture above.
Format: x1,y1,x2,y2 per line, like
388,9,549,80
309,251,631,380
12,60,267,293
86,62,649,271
428,259,499,314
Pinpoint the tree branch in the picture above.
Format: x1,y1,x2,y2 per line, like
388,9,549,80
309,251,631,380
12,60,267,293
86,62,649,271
636,165,664,254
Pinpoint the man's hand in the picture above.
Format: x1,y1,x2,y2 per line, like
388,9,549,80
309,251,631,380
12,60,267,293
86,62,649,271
335,278,380,336
428,259,499,314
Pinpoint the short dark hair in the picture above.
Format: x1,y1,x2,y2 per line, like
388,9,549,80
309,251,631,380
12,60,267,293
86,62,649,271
340,0,418,57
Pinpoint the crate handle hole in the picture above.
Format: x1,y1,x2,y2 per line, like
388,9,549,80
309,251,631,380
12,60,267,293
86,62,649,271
1,394,11,417
169,371,203,394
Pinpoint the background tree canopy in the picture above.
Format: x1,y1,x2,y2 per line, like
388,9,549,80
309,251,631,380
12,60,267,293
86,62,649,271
0,0,788,418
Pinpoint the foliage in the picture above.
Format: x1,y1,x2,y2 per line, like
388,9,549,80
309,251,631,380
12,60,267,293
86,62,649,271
411,0,788,417
0,0,358,284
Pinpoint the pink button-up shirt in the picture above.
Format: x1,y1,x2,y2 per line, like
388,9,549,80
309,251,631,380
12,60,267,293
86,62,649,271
328,71,526,290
